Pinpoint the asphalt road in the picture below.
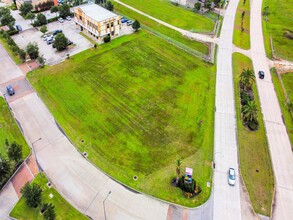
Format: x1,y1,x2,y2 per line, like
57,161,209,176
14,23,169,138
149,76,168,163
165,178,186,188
250,0,293,219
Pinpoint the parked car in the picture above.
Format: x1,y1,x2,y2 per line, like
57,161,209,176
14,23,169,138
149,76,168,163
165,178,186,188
228,168,236,186
6,85,15,96
58,18,64,23
258,70,265,79
121,18,128,23
47,38,54,45
66,16,71,21
15,24,22,31
52,30,62,36
127,20,133,26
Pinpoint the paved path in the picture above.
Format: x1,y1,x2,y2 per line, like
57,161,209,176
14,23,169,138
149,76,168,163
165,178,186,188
113,0,218,44
213,0,242,219
250,0,293,219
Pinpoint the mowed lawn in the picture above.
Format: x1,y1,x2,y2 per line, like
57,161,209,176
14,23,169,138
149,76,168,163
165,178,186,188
263,0,293,60
10,174,87,220
118,0,214,32
0,98,30,158
232,53,274,216
233,0,250,49
29,31,215,206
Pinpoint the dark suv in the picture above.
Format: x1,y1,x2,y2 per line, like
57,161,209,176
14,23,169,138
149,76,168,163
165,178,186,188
6,85,15,96
52,30,62,36
258,71,265,79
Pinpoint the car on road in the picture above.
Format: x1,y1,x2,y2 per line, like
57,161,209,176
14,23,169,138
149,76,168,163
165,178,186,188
15,25,22,31
258,70,265,79
121,18,128,23
6,85,15,96
228,168,236,186
66,16,71,21
52,29,62,36
58,17,64,23
127,20,133,26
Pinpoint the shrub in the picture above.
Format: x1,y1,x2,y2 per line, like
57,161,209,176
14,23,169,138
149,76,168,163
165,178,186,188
240,90,253,106
19,49,26,61
40,25,48,33
11,45,19,54
103,35,111,43
7,29,19,36
47,17,58,23
26,42,39,59
246,119,259,131
178,176,196,193
7,37,15,46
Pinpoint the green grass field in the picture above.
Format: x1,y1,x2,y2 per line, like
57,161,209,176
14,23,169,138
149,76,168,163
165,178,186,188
271,70,293,145
117,0,214,32
233,0,250,49
232,53,274,216
262,0,293,60
0,98,30,158
28,31,215,206
113,1,209,55
10,174,87,220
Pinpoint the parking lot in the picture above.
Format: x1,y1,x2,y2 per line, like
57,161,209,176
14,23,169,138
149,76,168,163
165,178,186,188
12,19,93,65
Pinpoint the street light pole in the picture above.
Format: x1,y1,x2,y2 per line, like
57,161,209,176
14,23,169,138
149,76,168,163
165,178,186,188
32,138,42,175
103,191,111,220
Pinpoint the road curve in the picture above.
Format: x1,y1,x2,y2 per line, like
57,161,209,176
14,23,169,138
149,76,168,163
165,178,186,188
250,0,293,219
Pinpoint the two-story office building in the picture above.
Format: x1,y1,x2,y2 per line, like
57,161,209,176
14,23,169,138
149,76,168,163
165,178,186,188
74,4,121,41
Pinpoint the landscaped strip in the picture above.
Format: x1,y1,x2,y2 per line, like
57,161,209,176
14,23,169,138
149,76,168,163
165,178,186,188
0,36,22,64
233,0,250,49
10,174,88,220
270,69,293,146
117,0,214,32
0,97,30,159
262,0,293,60
28,31,215,207
113,1,209,56
232,53,274,216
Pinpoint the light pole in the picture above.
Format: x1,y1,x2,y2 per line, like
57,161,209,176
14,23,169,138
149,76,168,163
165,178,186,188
32,138,42,175
103,191,111,220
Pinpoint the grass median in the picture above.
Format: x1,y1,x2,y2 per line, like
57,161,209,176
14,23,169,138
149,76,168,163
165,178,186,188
113,1,209,56
233,0,250,49
0,37,22,64
270,70,293,146
28,31,215,207
10,174,87,220
232,53,274,216
117,0,214,32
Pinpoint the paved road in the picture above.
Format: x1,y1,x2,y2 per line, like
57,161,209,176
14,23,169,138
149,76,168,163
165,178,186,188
213,0,242,219
250,0,293,219
113,0,218,43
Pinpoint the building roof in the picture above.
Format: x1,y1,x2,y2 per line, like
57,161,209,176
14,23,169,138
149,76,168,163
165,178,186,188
75,3,118,21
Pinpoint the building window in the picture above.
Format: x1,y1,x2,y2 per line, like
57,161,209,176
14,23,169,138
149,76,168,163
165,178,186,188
107,24,110,28
111,22,114,27
79,16,82,21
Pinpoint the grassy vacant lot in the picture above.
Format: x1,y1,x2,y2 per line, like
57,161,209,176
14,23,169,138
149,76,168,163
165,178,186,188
271,70,293,145
262,0,293,60
233,0,250,49
29,31,215,206
0,38,21,64
10,174,87,220
232,53,274,216
0,98,30,158
113,1,209,55
117,0,214,32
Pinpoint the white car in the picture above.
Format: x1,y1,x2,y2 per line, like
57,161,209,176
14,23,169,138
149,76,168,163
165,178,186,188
66,16,71,21
58,17,64,23
228,168,236,186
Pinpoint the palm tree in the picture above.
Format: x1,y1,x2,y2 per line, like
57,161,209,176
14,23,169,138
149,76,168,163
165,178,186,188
176,159,182,185
241,101,258,122
240,68,255,91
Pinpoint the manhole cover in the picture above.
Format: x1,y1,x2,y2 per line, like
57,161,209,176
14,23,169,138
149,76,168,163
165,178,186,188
133,175,138,181
81,139,85,143
47,182,52,188
83,151,88,157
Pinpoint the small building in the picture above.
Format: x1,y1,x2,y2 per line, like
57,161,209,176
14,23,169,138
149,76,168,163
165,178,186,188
74,3,121,42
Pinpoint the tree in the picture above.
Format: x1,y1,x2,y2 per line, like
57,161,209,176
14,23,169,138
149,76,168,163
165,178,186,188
205,0,212,10
241,101,258,122
0,155,11,185
26,42,39,59
103,35,111,43
21,182,42,208
0,7,15,26
175,159,182,185
53,33,68,51
132,20,140,32
240,68,255,91
58,4,71,18
43,203,56,220
34,13,47,26
19,2,33,17
105,1,114,11
37,55,46,67
194,2,201,11
40,25,48,34
95,0,106,4
50,6,59,18
26,12,35,23
7,142,23,164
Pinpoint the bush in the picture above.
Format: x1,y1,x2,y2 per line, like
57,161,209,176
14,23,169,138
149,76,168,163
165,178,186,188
7,37,15,46
26,42,39,59
19,49,26,61
40,25,48,33
240,90,253,106
11,45,19,54
47,17,59,23
7,29,19,36
178,176,196,193
103,35,111,43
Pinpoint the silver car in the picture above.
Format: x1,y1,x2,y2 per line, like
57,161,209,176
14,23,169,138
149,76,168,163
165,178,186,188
228,168,236,186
